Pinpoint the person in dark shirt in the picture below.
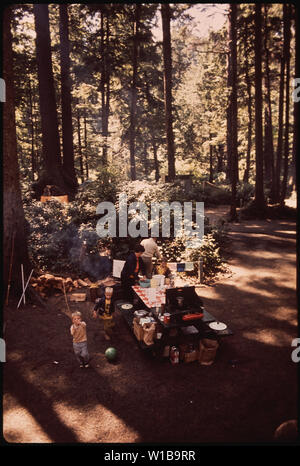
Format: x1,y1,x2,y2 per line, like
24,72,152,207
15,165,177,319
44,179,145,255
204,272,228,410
121,244,146,301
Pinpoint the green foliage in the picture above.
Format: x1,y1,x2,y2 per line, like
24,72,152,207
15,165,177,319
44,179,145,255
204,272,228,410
23,174,228,280
157,221,228,279
76,166,119,205
187,233,224,278
23,166,120,275
24,200,78,273
158,237,186,262
236,181,255,206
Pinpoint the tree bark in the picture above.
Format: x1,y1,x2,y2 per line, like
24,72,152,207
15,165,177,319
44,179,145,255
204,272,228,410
243,46,252,183
209,138,213,183
290,5,299,192
104,15,110,164
152,137,160,182
274,7,285,204
28,79,36,181
161,3,176,182
143,140,149,177
100,10,108,165
263,4,275,196
254,3,266,210
129,4,141,180
227,4,238,221
59,4,78,197
83,108,89,179
33,4,66,196
3,5,31,296
76,109,85,183
217,144,224,173
280,4,292,206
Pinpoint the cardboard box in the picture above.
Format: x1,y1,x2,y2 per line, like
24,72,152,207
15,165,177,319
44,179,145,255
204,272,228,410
184,349,199,363
198,339,219,365
133,319,144,341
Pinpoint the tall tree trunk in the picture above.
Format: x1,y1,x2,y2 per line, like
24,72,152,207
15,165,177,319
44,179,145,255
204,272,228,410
143,140,149,177
254,3,266,210
28,79,36,181
243,47,252,183
100,10,107,165
33,4,67,197
103,14,110,164
274,11,285,203
3,5,31,296
226,13,231,184
83,108,89,179
280,4,292,206
227,4,238,221
161,3,175,182
152,137,160,182
263,4,275,197
217,144,224,173
59,3,78,198
129,4,141,181
209,139,213,183
290,5,299,192
77,109,84,184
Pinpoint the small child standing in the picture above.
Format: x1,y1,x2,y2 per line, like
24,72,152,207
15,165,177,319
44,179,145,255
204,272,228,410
70,311,90,368
93,287,115,341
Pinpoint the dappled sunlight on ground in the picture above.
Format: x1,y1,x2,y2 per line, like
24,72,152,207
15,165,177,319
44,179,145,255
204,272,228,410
4,397,52,443
242,328,295,348
52,402,140,443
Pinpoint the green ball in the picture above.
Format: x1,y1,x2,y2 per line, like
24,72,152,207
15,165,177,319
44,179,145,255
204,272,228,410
105,347,117,361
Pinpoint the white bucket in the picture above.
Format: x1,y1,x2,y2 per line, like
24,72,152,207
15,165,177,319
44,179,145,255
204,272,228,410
153,274,165,287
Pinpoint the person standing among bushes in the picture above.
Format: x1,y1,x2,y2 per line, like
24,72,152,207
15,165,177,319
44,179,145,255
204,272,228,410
140,237,161,278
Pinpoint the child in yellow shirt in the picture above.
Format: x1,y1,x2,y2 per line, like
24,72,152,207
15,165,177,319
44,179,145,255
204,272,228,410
93,287,115,340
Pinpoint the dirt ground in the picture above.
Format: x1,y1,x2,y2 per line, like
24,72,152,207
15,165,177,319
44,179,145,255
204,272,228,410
2,206,298,445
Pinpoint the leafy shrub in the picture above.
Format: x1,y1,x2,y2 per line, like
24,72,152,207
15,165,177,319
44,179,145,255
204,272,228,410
236,182,255,206
78,166,119,203
186,233,224,278
24,200,79,273
23,173,228,280
158,237,186,262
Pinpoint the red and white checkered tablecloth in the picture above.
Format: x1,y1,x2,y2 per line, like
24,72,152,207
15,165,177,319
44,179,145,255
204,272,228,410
132,285,166,308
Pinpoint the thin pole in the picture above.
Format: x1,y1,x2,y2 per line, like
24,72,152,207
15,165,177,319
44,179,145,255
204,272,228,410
17,269,34,309
21,264,26,305
63,280,71,313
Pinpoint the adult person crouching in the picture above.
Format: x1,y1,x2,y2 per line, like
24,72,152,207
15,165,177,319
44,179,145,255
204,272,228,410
140,237,161,279
121,244,147,301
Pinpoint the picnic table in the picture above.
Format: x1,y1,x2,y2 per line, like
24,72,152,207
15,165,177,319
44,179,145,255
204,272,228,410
117,284,233,358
